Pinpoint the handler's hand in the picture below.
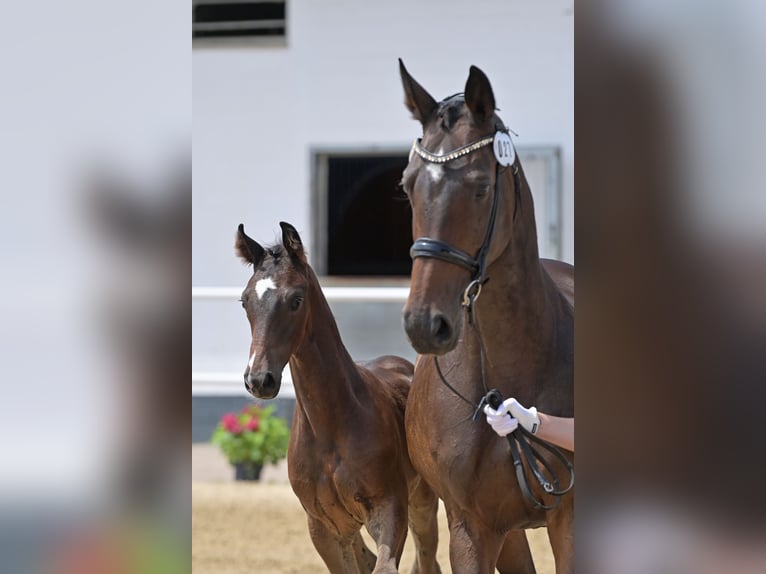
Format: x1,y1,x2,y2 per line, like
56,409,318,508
484,398,540,436
483,402,518,437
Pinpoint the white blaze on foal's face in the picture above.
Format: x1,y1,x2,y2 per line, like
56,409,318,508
255,277,277,299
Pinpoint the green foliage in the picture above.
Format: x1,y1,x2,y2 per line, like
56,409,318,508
210,403,289,465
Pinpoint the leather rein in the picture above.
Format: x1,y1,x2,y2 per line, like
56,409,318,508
408,129,574,510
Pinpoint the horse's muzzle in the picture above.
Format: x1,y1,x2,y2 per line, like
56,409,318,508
403,306,458,355
245,370,281,399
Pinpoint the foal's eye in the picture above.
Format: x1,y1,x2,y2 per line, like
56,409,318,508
289,295,304,311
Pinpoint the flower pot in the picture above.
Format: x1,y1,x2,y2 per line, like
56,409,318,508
234,461,263,481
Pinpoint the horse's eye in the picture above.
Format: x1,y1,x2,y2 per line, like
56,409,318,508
475,185,491,199
289,295,303,312
239,298,247,309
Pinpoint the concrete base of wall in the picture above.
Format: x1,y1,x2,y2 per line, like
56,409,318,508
193,443,289,483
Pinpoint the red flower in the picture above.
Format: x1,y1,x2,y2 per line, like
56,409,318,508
245,418,260,432
221,413,243,434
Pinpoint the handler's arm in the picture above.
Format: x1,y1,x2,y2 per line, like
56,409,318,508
537,413,574,453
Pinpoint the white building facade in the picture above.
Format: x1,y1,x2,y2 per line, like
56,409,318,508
193,0,573,399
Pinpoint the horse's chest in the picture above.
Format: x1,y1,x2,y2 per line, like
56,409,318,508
408,409,480,489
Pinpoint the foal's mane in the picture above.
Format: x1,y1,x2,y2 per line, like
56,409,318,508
264,244,286,264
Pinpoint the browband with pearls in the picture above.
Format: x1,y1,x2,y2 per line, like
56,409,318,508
410,135,496,164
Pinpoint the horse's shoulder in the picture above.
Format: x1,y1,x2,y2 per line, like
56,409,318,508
541,258,574,308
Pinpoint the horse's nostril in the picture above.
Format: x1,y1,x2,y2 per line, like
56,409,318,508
432,314,452,344
261,372,276,391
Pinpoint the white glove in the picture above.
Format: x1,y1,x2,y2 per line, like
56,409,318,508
484,403,518,437
484,398,540,436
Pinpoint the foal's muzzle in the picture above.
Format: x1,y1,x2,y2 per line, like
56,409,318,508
245,370,281,399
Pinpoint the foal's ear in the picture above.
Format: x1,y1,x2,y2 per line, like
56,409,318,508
464,65,496,125
279,221,307,263
235,223,265,266
399,59,437,127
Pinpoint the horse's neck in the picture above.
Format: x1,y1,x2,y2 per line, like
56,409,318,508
289,271,359,435
470,169,567,405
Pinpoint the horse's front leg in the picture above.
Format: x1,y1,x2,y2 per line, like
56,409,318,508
545,495,574,574
496,529,537,574
365,498,408,574
445,505,506,574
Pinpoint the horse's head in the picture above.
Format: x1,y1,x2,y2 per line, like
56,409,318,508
235,222,310,399
399,60,518,355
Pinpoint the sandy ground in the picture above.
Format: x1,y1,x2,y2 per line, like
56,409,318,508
192,446,555,574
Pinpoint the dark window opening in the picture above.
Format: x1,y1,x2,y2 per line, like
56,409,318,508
193,1,286,39
325,155,412,276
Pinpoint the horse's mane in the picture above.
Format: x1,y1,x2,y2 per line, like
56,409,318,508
435,93,502,134
437,94,465,132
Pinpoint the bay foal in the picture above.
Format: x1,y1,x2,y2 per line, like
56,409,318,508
235,222,441,574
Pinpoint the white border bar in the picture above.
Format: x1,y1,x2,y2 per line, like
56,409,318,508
193,285,410,302
193,371,296,398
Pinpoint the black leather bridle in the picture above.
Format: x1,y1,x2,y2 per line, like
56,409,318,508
409,132,512,317
407,126,574,510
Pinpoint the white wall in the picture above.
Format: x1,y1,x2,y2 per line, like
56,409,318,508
193,0,574,286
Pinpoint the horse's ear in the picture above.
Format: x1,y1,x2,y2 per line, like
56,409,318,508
399,59,437,126
464,65,496,125
235,224,265,267
279,221,307,263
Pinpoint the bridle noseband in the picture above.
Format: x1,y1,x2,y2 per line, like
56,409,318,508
407,125,574,510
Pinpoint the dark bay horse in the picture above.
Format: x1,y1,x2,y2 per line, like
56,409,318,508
235,221,442,574
398,62,574,573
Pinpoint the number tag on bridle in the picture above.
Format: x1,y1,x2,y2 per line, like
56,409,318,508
493,132,515,167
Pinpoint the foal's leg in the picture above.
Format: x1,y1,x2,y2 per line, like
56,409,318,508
366,498,408,574
306,515,357,574
407,476,442,574
545,497,574,574
496,529,537,574
351,530,377,573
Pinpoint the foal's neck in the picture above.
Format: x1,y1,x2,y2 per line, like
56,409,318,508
288,268,360,435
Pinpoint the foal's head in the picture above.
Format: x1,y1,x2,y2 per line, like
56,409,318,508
399,61,518,355
235,222,310,399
